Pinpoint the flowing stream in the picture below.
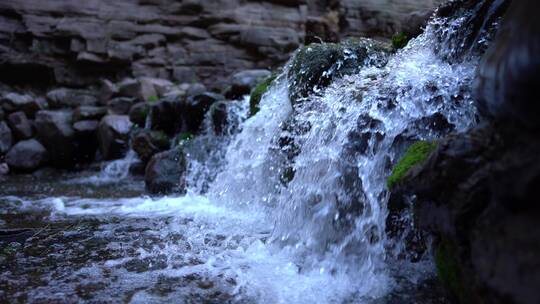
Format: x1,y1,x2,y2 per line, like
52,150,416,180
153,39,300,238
0,2,504,303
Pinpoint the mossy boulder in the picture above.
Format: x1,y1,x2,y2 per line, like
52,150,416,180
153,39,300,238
249,75,276,117
145,147,187,195
387,141,437,189
132,129,171,162
288,38,391,106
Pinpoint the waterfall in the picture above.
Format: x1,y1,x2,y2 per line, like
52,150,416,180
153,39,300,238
1,1,510,303
201,0,504,300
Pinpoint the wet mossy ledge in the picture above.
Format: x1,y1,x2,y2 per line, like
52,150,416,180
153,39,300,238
387,141,437,189
249,75,277,117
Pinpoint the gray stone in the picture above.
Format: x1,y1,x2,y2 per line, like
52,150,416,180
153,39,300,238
7,111,33,140
6,139,47,172
98,115,133,160
1,93,44,117
226,69,272,99
0,163,8,175
100,79,119,103
108,97,135,115
73,106,107,122
46,88,99,109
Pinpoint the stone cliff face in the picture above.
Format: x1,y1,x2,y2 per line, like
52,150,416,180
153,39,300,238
0,0,444,90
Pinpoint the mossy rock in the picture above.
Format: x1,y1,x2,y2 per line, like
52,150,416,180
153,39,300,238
392,32,410,49
387,141,437,189
288,38,391,106
249,75,277,117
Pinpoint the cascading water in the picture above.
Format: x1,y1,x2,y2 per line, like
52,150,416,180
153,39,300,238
0,1,507,303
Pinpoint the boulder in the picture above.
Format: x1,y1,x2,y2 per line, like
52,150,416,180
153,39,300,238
7,111,33,140
6,139,47,172
1,93,44,117
183,92,224,132
0,121,13,154
34,110,77,168
145,148,187,195
149,97,183,135
108,97,135,115
132,129,170,162
128,102,150,127
98,115,132,160
46,88,99,109
225,69,271,99
73,106,107,122
118,78,159,101
475,0,540,130
288,39,391,105
73,120,99,162
140,77,174,97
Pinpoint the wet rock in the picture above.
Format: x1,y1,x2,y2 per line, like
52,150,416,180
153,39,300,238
475,0,540,130
73,106,107,122
145,148,187,195
288,39,391,105
392,125,540,304
6,139,47,172
225,69,271,99
1,93,44,117
149,98,183,135
98,115,132,160
128,102,150,127
0,107,4,121
209,102,228,135
108,97,135,115
7,111,33,140
184,92,224,133
34,110,77,168
132,129,170,162
0,121,13,154
46,88,99,109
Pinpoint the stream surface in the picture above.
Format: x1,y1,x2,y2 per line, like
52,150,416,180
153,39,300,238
0,1,504,303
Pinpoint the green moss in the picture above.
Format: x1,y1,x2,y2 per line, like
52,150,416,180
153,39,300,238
435,239,468,303
392,32,410,49
147,95,159,103
249,75,276,117
178,132,193,142
387,141,437,189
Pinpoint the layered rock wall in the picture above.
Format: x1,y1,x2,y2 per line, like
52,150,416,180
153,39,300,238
0,0,444,90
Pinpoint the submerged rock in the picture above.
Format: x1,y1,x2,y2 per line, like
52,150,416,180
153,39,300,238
145,148,187,195
6,139,47,172
98,115,132,160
